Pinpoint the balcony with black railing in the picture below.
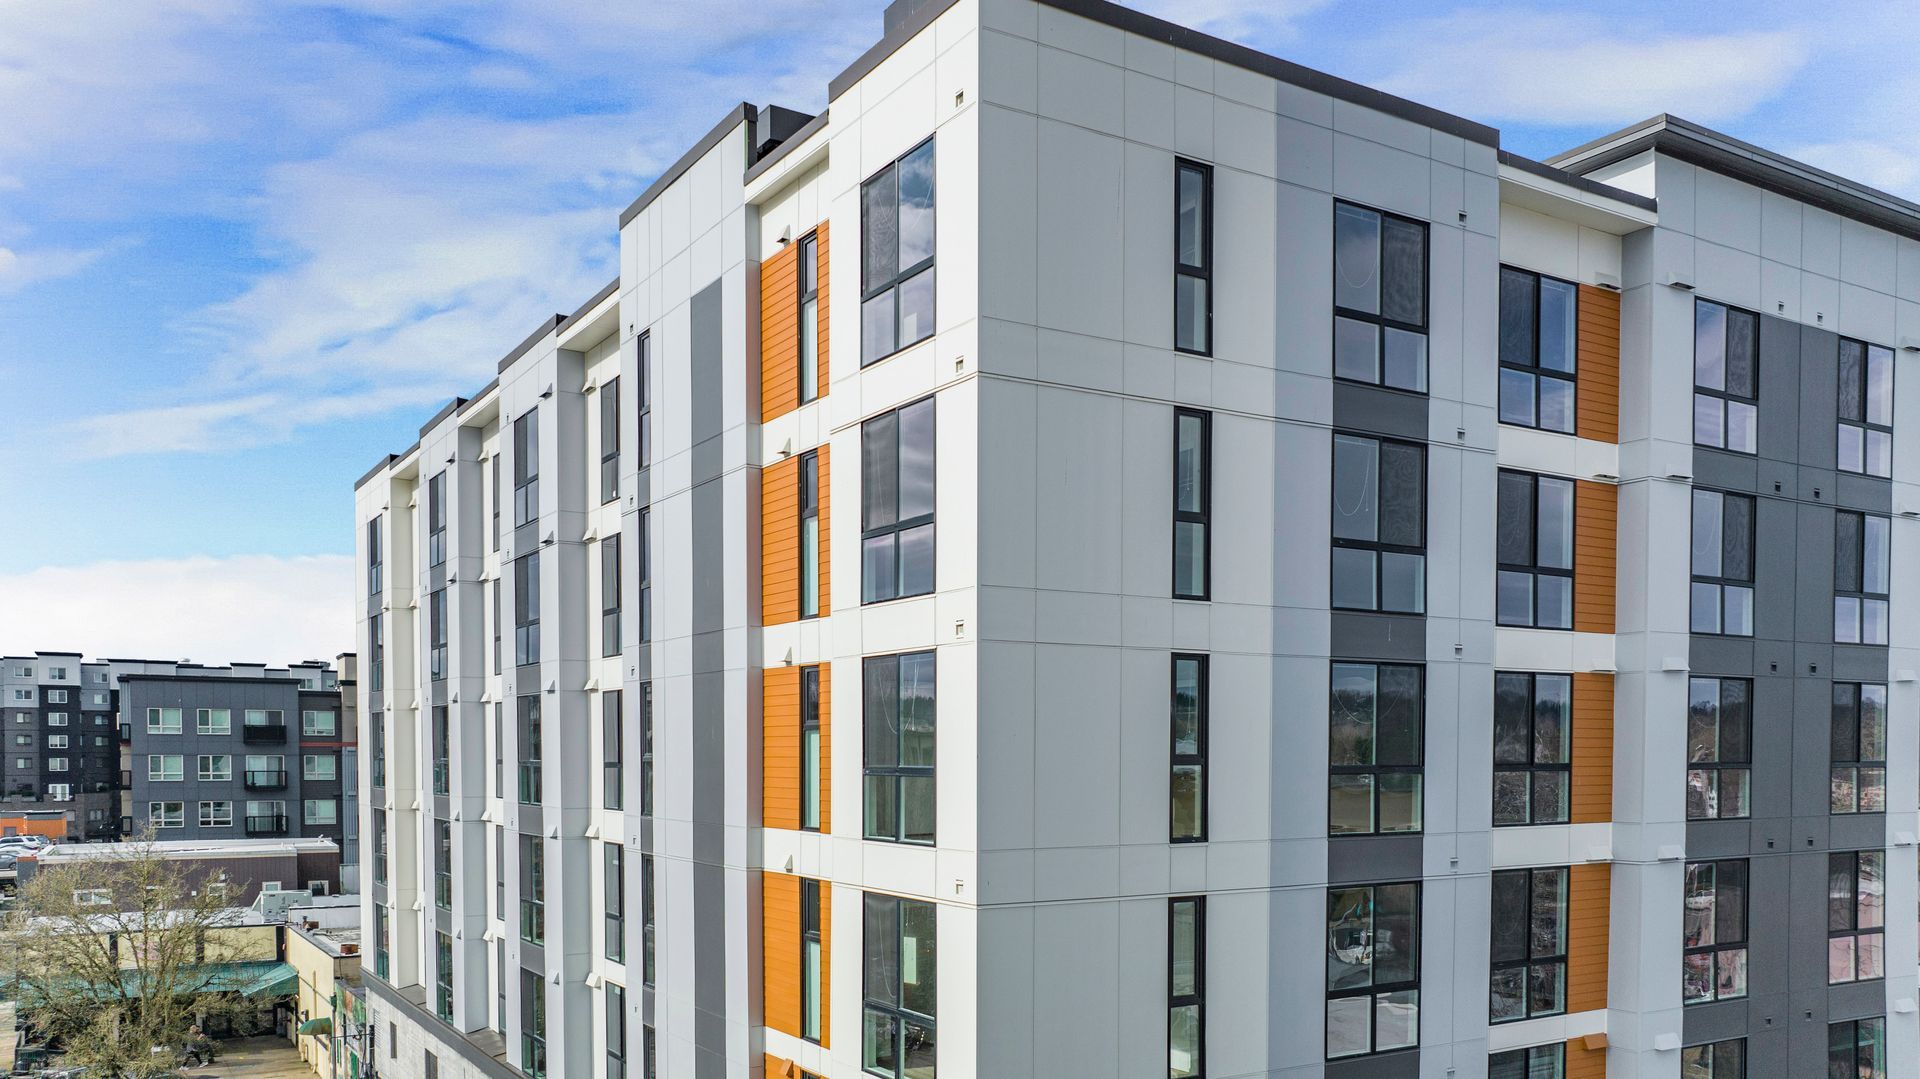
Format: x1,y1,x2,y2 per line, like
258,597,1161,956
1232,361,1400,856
242,722,287,744
244,769,288,791
245,813,288,836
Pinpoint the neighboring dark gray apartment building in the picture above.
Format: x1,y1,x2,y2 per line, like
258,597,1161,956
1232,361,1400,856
0,654,121,840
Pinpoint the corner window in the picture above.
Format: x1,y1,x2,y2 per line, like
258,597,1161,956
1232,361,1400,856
602,534,623,657
861,892,935,1079
1686,677,1751,820
1694,299,1758,453
1168,896,1204,1078
1837,337,1893,477
861,138,935,365
1489,867,1567,1022
1328,662,1422,835
1334,202,1427,392
1831,682,1887,814
1172,409,1210,600
1834,511,1890,644
1496,470,1574,629
1498,272,1577,431
1325,882,1420,1058
1682,859,1747,1004
861,397,935,604
1691,490,1754,636
1682,1038,1745,1079
601,375,621,503
1492,671,1570,826
1331,434,1425,613
1828,1018,1886,1079
863,651,935,845
799,232,821,405
1174,160,1212,355
513,407,541,526
1170,654,1207,843
1827,850,1885,984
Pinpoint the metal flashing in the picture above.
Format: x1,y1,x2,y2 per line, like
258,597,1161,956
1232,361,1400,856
618,103,757,227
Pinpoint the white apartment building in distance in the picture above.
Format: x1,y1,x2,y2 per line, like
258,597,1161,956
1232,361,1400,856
353,1,1920,1077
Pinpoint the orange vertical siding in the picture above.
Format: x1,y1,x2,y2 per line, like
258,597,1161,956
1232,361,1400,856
818,882,832,1049
815,222,830,398
817,443,831,614
762,667,800,830
1566,1038,1606,1079
818,664,832,833
762,872,801,1038
762,456,801,626
761,243,801,424
1576,284,1620,443
1573,480,1617,634
1570,673,1614,825
1566,863,1611,1013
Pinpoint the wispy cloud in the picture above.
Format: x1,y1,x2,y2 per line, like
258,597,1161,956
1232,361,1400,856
1129,0,1334,41
1370,10,1809,126
0,241,123,294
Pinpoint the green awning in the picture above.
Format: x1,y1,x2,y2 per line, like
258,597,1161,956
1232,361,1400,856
225,961,298,999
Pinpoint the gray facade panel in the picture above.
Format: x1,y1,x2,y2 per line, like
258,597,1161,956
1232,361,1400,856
1331,382,1428,443
1329,613,1426,663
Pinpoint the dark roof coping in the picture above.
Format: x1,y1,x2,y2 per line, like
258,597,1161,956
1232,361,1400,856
619,103,757,227
117,673,304,686
416,397,468,439
1497,150,1658,213
353,453,399,491
744,109,830,186
557,277,620,337
495,313,566,375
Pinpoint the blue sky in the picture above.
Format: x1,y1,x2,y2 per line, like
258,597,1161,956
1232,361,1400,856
2,0,1915,661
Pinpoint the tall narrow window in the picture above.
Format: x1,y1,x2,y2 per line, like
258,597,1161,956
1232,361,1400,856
640,682,653,817
428,472,447,567
435,932,453,1021
605,841,625,964
1334,202,1428,392
603,534,623,657
1173,409,1210,600
1687,677,1752,820
370,712,386,789
1828,850,1885,984
642,854,656,987
515,552,541,665
1835,511,1890,644
1328,662,1423,835
1326,882,1420,1058
1496,470,1574,629
1681,1039,1745,1079
492,578,502,674
1174,160,1212,355
1682,859,1748,1004
801,667,821,831
603,690,624,812
637,331,652,468
606,983,627,1079
1498,266,1577,431
1832,682,1887,814
517,695,542,805
639,508,651,642
1492,671,1570,826
1828,1018,1886,1079
1170,654,1207,842
861,138,935,365
1331,434,1425,613
1691,490,1755,636
601,375,621,503
862,892,936,1078
643,1026,656,1079
513,408,540,526
801,878,823,1043
799,232,821,404
1169,895,1205,1078
431,707,449,795
864,651,935,845
861,397,935,603
1694,299,1758,453
1489,866,1567,1022
1490,1045,1565,1079
369,613,384,692
1838,337,1894,476
367,517,384,596
433,819,451,908
491,455,501,551
521,970,547,1079
801,451,821,618
520,835,545,945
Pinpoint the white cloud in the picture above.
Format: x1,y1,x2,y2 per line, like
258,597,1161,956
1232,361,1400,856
1794,141,1920,196
1129,0,1332,41
0,555,354,665
1370,11,1809,125
0,242,120,294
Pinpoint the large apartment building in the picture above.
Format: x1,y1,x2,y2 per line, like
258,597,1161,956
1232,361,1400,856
351,1,1920,1077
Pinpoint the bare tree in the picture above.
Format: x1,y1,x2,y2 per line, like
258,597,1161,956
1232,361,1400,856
0,830,267,1077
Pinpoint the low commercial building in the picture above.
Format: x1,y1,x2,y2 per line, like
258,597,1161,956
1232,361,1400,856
286,913,363,1076
18,836,343,906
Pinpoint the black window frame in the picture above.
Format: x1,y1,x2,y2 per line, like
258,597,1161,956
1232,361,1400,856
1330,433,1426,614
1490,1044,1565,1079
1495,469,1575,629
799,231,821,405
642,853,656,988
1682,858,1748,1005
1168,894,1205,1079
640,682,653,817
1680,1039,1745,1079
1834,510,1891,645
639,507,651,642
427,471,447,567
1828,1017,1886,1079
1173,159,1213,356
637,330,652,470
428,588,447,683
517,694,542,805
520,969,547,1079
1325,881,1421,1059
1333,201,1429,393
514,551,541,666
606,982,626,1079
861,891,936,1079
1492,671,1571,826
801,877,823,1043
603,690,623,811
513,407,540,527
1170,653,1208,843
801,450,821,619
1328,661,1424,836
1831,682,1888,815
367,517,384,596
863,650,936,846
1489,866,1568,1023
1828,849,1886,984
434,930,453,1022
1837,336,1894,477
602,533,622,657
860,137,936,367
605,841,625,964
491,456,500,551
1497,265,1578,433
1693,299,1759,454
1172,408,1211,601
861,396,936,604
369,612,384,692
1687,676,1752,821
601,374,621,504
520,834,545,946
1690,489,1755,637
801,666,821,832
